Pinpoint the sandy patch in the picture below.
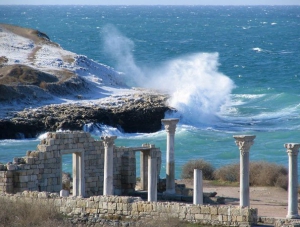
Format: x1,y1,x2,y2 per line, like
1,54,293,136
177,179,294,219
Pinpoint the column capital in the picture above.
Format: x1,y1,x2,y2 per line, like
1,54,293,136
233,135,256,154
101,135,117,147
285,143,300,155
161,118,179,134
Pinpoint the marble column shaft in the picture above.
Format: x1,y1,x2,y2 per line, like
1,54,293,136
102,135,117,196
233,135,255,207
148,150,157,202
161,118,179,194
285,143,300,219
193,169,203,205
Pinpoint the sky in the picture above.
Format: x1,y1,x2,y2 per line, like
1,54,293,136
1,0,300,5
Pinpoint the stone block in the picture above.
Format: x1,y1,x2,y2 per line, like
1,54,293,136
46,185,54,192
19,176,29,183
237,215,243,222
59,190,70,197
190,206,201,214
38,152,45,160
195,213,204,220
27,181,37,189
26,157,35,164
107,209,115,214
108,202,117,210
201,206,210,214
7,164,16,171
222,215,228,222
211,206,218,215
48,139,55,146
53,185,62,192
30,175,38,181
46,152,54,159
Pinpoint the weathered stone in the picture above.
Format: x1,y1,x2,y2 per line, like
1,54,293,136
0,93,171,139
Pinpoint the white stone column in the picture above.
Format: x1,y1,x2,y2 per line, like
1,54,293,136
72,151,85,197
140,144,149,191
161,118,179,194
102,135,117,195
193,169,203,205
285,143,300,219
148,149,157,202
233,135,255,207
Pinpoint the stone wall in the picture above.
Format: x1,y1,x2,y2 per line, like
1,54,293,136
0,191,258,226
0,131,161,196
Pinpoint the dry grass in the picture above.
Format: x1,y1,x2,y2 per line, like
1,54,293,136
0,65,58,86
212,161,288,190
181,159,215,180
0,197,71,227
249,161,288,189
213,163,239,182
0,197,209,227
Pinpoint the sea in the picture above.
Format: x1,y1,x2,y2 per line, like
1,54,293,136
0,5,300,179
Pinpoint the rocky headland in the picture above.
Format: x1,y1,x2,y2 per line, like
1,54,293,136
0,24,173,139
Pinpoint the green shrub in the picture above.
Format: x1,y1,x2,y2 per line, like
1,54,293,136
181,159,215,180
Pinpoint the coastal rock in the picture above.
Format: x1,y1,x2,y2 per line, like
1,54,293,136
0,24,174,139
0,92,171,139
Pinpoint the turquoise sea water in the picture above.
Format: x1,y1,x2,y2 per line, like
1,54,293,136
0,5,300,178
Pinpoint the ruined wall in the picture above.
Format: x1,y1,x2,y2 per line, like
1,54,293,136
0,131,161,196
0,191,258,227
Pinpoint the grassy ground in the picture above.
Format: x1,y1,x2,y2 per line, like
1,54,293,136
0,197,214,227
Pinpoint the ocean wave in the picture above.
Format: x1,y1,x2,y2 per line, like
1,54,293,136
252,47,263,52
102,25,235,127
233,94,266,99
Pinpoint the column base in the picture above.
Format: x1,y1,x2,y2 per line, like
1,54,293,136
286,214,300,219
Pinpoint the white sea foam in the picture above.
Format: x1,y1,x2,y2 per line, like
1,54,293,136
83,123,124,137
252,47,263,52
149,53,235,126
233,94,266,100
102,25,235,126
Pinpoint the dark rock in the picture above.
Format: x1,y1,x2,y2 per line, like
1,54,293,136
0,93,173,139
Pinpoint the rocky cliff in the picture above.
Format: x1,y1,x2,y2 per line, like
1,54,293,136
0,24,172,139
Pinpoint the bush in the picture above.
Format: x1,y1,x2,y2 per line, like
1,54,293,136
181,159,215,180
213,161,288,190
249,161,288,189
213,163,239,182
62,172,72,191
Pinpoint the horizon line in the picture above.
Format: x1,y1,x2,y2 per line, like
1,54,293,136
1,4,299,6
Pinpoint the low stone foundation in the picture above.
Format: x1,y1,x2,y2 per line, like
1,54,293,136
259,216,300,227
0,191,258,226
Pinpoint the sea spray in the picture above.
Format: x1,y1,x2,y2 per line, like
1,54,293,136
102,25,235,126
102,24,146,87
148,53,235,126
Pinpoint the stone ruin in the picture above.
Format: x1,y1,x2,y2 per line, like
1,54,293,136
1,118,300,226
0,131,161,197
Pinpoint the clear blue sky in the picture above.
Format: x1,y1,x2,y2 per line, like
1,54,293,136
1,0,300,5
